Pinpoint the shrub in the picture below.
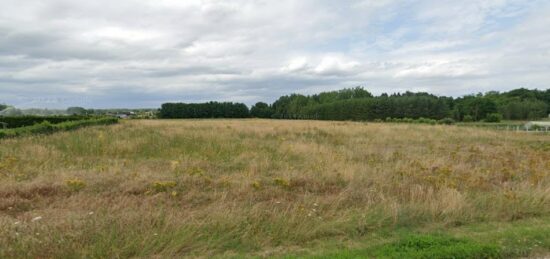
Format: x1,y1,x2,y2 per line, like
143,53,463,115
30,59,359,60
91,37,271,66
485,113,503,123
0,115,87,129
0,117,118,139
152,181,177,193
274,178,290,189
463,115,474,122
251,181,262,190
65,179,86,192
438,118,455,125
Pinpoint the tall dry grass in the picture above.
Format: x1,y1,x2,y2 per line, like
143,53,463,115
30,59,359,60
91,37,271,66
0,119,549,257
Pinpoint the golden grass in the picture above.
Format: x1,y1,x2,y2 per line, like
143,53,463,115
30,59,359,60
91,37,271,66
0,119,549,258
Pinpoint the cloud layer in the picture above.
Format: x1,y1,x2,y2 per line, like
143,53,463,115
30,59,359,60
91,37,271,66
1,0,549,108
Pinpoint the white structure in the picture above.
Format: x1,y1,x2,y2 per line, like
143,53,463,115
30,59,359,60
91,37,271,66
525,121,550,130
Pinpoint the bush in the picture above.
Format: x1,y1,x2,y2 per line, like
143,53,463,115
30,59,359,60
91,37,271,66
0,117,118,139
438,118,455,125
463,115,474,122
66,179,86,192
484,113,503,123
417,117,437,125
0,115,87,129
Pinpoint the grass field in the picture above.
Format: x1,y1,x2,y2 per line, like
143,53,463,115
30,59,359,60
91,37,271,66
1,119,549,258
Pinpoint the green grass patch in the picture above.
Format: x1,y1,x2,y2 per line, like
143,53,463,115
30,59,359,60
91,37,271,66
306,234,500,259
371,234,499,259
283,217,550,259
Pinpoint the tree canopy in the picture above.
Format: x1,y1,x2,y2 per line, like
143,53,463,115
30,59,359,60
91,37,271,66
157,87,550,122
159,102,249,119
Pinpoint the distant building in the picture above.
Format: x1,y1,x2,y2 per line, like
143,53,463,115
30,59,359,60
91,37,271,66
116,114,129,119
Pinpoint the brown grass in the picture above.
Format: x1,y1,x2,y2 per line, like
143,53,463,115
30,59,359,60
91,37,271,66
0,119,549,258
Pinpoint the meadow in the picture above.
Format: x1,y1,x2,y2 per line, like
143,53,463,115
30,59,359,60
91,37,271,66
0,119,549,258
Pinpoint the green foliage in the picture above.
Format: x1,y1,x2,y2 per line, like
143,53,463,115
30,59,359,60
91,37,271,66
157,87,550,122
499,100,547,120
159,102,249,119
438,118,455,125
462,115,474,122
300,95,449,121
66,179,87,192
250,102,274,118
0,104,7,111
0,115,88,128
454,88,549,121
274,178,290,189
484,113,503,123
453,96,497,121
66,107,88,115
373,117,439,125
0,117,118,139
370,234,501,259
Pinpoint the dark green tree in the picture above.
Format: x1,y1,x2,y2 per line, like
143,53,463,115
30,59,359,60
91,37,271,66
67,107,87,116
250,102,274,118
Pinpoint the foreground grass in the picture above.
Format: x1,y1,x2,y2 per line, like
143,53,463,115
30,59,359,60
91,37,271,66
0,119,549,258
293,217,550,258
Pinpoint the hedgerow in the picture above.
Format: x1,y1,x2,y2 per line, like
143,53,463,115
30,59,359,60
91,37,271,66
0,117,118,139
0,115,88,128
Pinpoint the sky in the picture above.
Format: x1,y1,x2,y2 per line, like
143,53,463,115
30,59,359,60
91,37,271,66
1,0,549,108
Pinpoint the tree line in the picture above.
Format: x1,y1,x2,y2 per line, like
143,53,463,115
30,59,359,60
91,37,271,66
146,87,550,122
248,87,549,122
159,102,249,118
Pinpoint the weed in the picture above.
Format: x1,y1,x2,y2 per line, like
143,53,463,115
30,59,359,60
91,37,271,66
274,178,290,189
152,181,177,193
65,179,86,192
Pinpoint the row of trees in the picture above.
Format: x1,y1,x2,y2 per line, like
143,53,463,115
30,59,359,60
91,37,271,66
450,89,550,121
6,87,546,122
159,102,249,118
0,105,159,118
249,87,549,122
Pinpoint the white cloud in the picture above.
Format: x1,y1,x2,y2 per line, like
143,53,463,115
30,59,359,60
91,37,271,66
0,0,549,108
281,57,310,73
314,56,361,76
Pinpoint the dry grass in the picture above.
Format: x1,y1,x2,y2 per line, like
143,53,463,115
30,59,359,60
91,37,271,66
0,119,549,258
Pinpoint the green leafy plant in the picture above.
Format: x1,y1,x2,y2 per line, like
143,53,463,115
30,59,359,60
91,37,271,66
438,118,456,125
66,179,87,192
484,113,503,123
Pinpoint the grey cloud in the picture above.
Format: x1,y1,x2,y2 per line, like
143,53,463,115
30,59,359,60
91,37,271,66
0,0,549,108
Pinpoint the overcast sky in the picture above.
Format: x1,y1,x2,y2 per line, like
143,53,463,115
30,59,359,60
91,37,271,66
1,0,549,108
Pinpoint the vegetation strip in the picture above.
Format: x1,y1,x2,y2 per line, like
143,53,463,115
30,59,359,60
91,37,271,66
0,120,548,257
0,115,89,129
0,117,118,139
